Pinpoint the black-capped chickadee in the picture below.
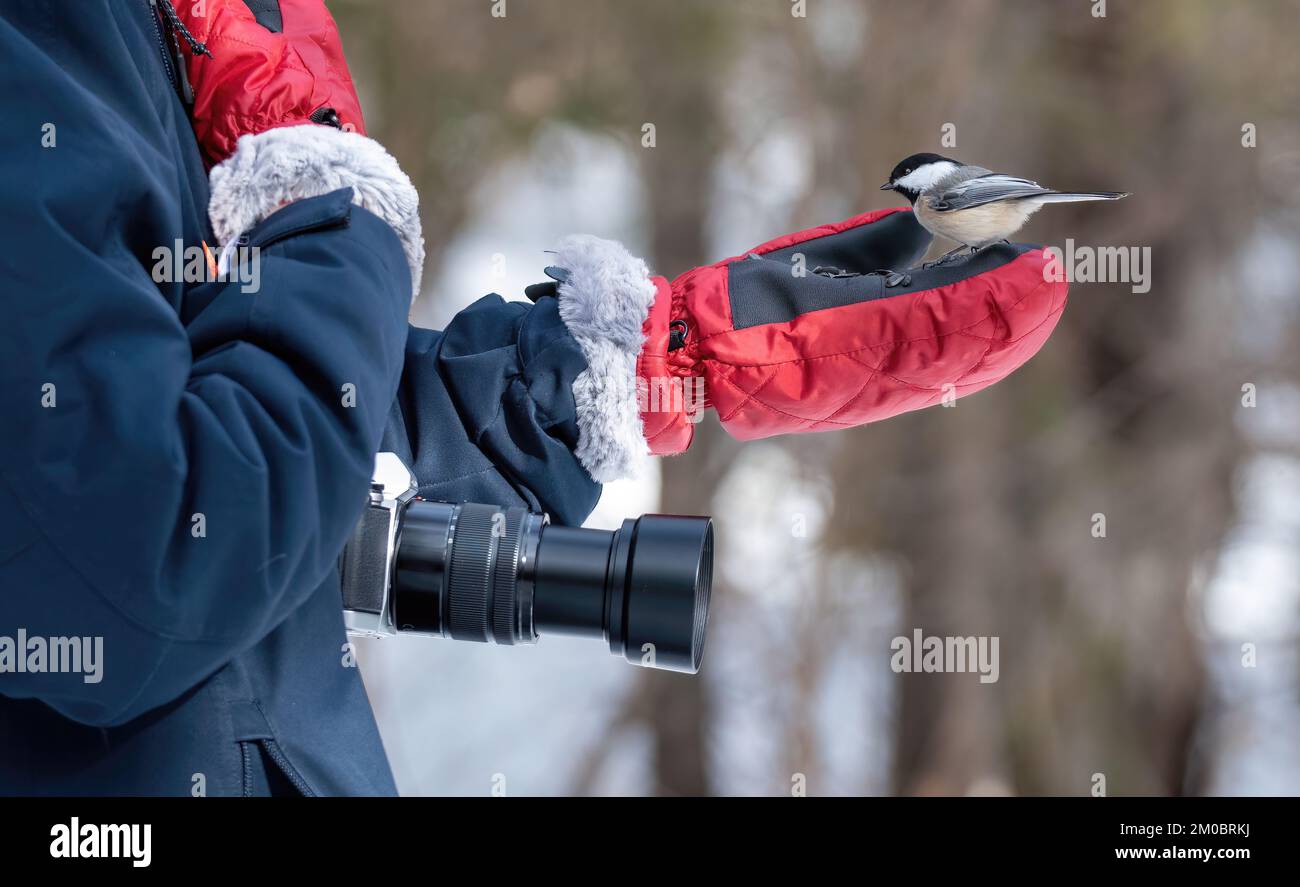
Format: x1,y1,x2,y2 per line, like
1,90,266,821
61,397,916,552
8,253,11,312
881,153,1128,264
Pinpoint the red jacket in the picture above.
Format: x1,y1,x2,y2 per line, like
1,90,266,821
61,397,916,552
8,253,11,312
172,0,365,165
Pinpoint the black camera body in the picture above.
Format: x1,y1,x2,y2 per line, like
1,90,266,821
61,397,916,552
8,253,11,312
339,454,713,673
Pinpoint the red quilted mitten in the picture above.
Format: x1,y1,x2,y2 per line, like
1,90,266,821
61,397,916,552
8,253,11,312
640,208,1067,453
166,0,366,164
544,210,1066,480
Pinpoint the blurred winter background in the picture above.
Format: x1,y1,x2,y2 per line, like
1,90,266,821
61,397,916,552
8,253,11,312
332,0,1300,795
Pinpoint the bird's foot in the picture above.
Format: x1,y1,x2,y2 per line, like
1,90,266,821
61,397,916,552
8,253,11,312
869,268,913,288
921,246,972,270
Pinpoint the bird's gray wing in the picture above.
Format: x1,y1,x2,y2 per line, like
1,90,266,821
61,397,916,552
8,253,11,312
929,174,1055,212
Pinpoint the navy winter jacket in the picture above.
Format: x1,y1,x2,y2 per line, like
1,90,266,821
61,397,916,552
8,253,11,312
0,0,601,795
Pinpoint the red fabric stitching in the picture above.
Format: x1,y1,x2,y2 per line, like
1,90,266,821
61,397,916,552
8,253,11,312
814,351,889,424
714,368,854,428
643,416,678,445
717,365,782,423
806,296,1064,405
840,350,941,396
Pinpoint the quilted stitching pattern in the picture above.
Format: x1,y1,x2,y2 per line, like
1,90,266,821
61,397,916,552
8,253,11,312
709,269,1065,439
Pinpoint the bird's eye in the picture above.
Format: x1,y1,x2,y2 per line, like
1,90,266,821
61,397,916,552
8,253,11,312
905,168,912,174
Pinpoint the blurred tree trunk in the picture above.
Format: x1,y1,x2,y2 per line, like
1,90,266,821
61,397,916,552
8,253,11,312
617,1,737,797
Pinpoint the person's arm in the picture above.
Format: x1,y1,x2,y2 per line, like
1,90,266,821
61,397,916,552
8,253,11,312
382,293,615,529
0,60,411,725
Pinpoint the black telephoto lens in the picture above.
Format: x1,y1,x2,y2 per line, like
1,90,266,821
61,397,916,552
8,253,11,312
532,517,713,672
390,501,713,673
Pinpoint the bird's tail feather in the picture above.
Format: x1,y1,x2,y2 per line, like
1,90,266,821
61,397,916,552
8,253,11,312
1033,190,1130,204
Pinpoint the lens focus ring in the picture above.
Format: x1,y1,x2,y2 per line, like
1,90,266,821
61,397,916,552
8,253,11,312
491,508,525,645
446,504,499,642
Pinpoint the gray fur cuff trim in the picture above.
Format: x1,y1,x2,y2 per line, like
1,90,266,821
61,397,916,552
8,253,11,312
553,235,658,483
208,125,425,299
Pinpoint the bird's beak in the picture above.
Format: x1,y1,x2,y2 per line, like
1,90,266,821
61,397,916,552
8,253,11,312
879,182,894,191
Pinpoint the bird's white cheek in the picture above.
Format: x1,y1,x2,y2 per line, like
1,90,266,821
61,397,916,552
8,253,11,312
894,162,958,192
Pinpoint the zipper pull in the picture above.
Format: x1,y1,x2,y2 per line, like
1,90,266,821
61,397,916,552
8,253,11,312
173,37,196,106
157,0,213,58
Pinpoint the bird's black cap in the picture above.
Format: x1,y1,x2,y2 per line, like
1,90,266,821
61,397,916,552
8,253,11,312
881,153,961,190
